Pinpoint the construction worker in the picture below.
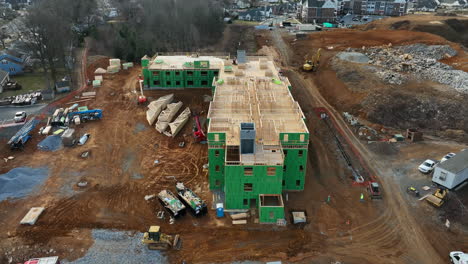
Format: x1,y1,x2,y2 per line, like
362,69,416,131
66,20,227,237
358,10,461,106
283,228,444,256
360,193,364,202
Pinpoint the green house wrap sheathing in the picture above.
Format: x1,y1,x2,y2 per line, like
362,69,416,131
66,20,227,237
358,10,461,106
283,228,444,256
224,165,283,210
259,205,285,223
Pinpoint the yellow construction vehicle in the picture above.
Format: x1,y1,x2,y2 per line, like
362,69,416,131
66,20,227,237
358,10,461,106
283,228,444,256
426,188,448,207
142,226,181,250
302,48,321,72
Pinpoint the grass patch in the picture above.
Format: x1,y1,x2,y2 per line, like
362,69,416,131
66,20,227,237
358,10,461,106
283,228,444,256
1,69,69,98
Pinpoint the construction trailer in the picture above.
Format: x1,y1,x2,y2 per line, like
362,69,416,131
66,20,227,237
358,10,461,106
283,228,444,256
140,53,309,223
432,150,468,190
141,55,224,89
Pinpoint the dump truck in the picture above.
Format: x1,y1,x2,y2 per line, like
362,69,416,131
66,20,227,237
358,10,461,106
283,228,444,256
426,188,448,207
142,226,181,250
175,182,207,216
158,190,186,217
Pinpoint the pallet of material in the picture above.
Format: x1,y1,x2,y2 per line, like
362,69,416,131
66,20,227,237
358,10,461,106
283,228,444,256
94,67,106,74
231,212,249,220
148,94,174,112
155,101,183,133
95,75,103,81
232,219,247,225
167,107,191,137
20,207,45,225
82,91,97,97
92,80,101,87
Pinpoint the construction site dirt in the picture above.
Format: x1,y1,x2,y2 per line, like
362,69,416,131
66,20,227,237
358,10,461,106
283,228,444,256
1,21,468,264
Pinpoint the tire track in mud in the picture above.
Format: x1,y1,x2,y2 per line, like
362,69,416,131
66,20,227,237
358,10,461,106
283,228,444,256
269,29,444,263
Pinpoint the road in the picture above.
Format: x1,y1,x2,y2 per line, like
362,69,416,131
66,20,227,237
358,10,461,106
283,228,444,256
0,104,47,126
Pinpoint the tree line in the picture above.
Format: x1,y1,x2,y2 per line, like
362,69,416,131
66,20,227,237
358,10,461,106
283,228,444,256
107,0,225,61
19,0,225,87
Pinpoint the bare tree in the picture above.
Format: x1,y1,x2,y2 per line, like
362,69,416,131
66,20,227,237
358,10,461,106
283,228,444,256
21,0,73,86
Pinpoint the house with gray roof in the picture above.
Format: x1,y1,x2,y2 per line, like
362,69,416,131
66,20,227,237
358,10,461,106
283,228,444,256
432,149,468,190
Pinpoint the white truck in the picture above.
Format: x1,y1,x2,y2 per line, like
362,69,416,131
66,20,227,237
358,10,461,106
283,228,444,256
450,251,468,264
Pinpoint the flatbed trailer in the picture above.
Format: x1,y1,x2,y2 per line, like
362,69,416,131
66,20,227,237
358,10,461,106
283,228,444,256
158,190,186,217
175,182,207,216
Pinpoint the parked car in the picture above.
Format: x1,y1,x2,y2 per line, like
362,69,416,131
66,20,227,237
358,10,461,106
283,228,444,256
418,159,437,174
450,251,468,264
14,111,27,123
441,152,456,163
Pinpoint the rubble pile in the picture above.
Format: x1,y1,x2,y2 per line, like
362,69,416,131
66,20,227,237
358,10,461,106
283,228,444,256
362,44,468,93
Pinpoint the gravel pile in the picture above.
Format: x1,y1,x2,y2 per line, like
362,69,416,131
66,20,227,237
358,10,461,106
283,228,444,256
336,52,370,63
362,44,468,93
62,229,167,264
0,167,49,201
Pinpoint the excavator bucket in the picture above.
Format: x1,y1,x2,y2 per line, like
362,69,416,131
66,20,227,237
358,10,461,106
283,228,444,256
173,234,182,250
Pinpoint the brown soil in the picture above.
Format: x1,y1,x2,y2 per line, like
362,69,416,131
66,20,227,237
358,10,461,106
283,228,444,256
285,28,468,138
357,15,468,47
1,24,468,264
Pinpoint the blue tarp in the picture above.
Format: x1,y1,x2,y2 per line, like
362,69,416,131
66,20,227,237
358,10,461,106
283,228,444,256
255,25,269,30
37,135,63,151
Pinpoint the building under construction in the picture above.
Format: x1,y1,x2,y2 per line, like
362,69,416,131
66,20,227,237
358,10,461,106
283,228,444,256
141,53,309,223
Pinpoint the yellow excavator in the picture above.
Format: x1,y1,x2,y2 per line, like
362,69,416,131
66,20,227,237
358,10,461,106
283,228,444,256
142,226,181,250
302,48,322,72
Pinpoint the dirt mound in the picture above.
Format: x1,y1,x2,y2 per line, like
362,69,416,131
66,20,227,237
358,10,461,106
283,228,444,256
360,15,468,47
391,20,411,30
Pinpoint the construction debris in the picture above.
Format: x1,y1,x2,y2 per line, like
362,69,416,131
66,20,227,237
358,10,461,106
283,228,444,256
158,190,186,217
20,207,45,225
144,194,156,201
363,44,467,92
291,211,307,224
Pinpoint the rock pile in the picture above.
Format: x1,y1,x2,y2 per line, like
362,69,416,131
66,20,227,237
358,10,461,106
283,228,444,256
362,44,468,93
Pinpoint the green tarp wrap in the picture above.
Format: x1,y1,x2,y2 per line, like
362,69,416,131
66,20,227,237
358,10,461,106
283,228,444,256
272,78,282,85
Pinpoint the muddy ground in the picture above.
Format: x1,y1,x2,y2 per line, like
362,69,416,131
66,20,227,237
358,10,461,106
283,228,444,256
1,18,468,264
283,28,468,141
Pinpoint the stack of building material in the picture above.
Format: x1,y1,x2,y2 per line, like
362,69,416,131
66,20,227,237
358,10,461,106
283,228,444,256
20,207,45,225
92,80,101,88
146,94,174,126
109,58,121,68
166,107,191,137
122,62,134,70
94,68,107,74
95,75,103,81
155,101,183,133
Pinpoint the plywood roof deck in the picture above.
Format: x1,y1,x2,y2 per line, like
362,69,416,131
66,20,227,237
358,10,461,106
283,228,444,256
148,55,225,70
208,57,309,161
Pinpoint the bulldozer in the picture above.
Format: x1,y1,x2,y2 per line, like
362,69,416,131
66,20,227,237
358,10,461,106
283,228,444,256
302,48,321,72
142,226,181,250
426,188,448,207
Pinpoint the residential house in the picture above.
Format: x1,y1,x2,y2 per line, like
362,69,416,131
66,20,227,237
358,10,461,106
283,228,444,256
238,7,272,21
0,49,31,75
362,0,407,15
0,69,9,93
301,0,338,23
235,0,251,9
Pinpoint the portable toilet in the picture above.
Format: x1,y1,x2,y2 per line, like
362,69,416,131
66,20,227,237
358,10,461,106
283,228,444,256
216,203,224,218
